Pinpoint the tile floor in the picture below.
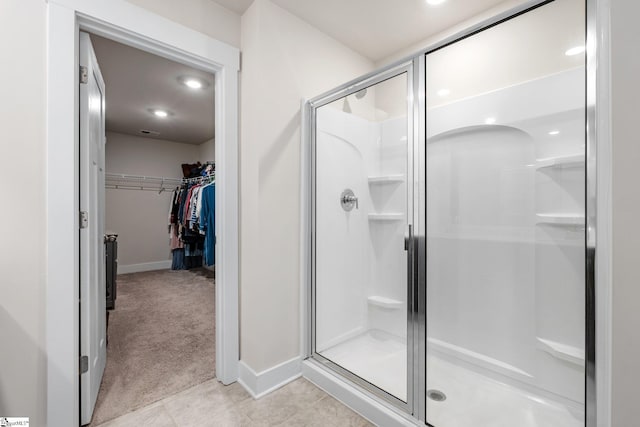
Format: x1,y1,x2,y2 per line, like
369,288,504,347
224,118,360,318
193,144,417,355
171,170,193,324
95,377,374,427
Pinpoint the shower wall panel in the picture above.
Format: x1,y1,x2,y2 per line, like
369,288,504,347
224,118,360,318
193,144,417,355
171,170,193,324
426,68,585,404
315,107,409,349
315,107,375,352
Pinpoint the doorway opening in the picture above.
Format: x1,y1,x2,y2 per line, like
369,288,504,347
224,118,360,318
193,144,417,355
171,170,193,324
79,31,218,425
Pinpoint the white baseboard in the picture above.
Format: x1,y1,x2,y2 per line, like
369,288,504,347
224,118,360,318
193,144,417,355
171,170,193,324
238,357,302,399
302,359,419,427
118,260,172,274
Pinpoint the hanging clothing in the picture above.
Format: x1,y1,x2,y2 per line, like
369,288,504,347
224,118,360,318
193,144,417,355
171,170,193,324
171,248,185,270
177,186,187,225
169,223,183,251
182,186,194,226
168,187,184,251
199,183,215,266
168,173,215,270
182,228,204,269
189,185,202,227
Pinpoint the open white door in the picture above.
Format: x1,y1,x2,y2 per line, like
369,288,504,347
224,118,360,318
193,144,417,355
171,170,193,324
79,31,107,426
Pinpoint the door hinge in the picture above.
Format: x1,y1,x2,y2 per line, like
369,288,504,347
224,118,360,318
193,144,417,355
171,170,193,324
80,211,89,229
80,355,89,374
80,65,88,84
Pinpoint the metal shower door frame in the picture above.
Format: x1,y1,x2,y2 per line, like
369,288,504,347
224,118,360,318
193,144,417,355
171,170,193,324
307,60,420,416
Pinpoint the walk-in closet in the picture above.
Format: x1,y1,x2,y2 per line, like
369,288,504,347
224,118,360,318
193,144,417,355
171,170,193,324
83,32,218,426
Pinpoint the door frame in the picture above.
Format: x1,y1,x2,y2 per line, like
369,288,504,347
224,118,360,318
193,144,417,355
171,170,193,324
300,0,610,426
46,1,240,425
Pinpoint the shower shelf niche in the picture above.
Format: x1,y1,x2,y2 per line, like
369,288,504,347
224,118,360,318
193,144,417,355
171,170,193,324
368,213,404,221
536,213,585,226
535,153,584,170
367,175,405,184
367,296,402,310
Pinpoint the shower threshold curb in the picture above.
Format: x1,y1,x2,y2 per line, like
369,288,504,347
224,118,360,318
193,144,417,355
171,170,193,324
302,359,420,427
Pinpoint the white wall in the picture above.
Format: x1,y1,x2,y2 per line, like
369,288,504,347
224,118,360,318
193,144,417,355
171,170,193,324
199,137,215,163
239,0,374,373
0,1,47,425
105,132,201,268
610,0,640,425
124,0,241,48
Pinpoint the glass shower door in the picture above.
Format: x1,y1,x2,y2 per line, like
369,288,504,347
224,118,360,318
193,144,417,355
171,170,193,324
312,69,413,406
425,0,586,426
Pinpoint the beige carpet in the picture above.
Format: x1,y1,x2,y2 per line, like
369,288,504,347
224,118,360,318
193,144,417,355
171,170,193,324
90,268,216,426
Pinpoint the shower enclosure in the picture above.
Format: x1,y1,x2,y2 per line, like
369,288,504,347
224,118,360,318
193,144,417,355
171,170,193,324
305,0,592,426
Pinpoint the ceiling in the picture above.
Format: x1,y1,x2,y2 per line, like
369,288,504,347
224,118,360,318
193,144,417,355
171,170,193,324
90,34,215,145
90,0,539,145
211,0,515,62
210,0,255,15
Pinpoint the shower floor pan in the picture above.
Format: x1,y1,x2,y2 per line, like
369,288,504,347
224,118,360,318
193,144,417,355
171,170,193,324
319,329,408,401
319,329,583,427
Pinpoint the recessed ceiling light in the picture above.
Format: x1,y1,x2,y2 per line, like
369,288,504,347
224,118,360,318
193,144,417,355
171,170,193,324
184,78,203,89
565,45,585,56
485,117,496,125
153,109,168,118
437,88,450,97
548,130,560,135
426,0,447,5
179,76,209,90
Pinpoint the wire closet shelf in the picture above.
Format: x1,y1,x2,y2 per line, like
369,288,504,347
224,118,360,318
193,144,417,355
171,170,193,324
105,173,215,193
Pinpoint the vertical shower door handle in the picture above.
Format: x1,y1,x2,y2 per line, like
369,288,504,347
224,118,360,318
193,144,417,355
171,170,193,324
404,224,412,251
